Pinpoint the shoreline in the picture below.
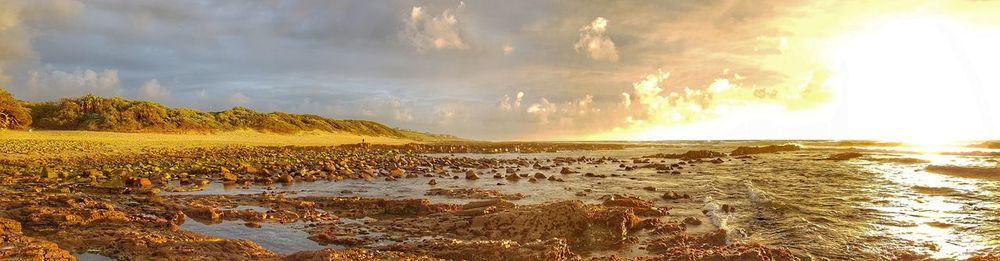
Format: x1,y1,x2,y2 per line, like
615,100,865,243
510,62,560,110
0,135,997,260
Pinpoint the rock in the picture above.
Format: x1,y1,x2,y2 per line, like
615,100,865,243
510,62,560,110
428,179,438,186
730,144,801,156
0,218,75,260
85,169,104,179
710,158,724,164
600,194,664,216
643,186,657,192
185,206,223,222
42,167,59,179
124,177,152,188
378,238,576,261
389,168,406,178
661,191,691,200
560,167,577,174
505,174,520,181
222,171,238,182
828,152,864,160
646,230,795,260
465,171,479,180
278,174,294,183
534,173,546,179
683,217,702,226
643,150,725,160
283,249,437,261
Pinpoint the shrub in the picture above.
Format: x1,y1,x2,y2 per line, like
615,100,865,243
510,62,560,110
21,94,438,139
0,89,32,130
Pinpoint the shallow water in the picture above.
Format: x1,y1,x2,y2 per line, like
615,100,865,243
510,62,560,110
173,141,1000,259
179,217,327,254
72,252,115,261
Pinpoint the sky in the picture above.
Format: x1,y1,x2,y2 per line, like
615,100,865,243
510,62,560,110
1,0,1000,142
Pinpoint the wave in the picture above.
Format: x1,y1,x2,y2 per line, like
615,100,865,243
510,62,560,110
702,196,729,230
925,165,1000,181
745,181,770,205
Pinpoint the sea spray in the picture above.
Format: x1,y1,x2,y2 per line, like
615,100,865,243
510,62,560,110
745,180,770,205
702,196,733,243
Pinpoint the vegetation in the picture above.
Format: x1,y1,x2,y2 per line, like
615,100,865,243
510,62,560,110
0,92,454,140
0,89,32,130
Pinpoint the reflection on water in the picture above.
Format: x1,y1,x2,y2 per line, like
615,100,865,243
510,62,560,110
73,252,115,261
168,141,1000,259
179,217,327,254
860,149,999,259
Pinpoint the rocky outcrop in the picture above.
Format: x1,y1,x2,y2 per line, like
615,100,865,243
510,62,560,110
827,152,863,161
380,238,578,261
643,150,725,160
646,230,795,260
283,248,442,261
0,218,75,260
730,144,801,156
426,188,525,201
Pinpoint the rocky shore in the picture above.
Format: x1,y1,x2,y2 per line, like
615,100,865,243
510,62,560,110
2,140,987,260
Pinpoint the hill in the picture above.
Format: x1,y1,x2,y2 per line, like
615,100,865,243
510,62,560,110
0,89,457,141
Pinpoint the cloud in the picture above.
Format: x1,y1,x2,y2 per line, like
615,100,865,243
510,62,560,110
401,4,467,52
362,98,414,123
605,67,833,137
498,91,525,111
0,0,83,88
23,68,122,99
525,94,599,127
526,97,557,124
503,44,514,55
431,101,468,125
229,92,250,105
140,79,169,100
574,17,619,62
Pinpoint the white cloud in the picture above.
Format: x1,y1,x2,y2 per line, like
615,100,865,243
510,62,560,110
526,97,556,124
140,79,169,100
401,4,467,52
23,69,122,99
503,44,514,55
498,91,525,111
613,68,832,133
526,94,599,126
574,17,619,62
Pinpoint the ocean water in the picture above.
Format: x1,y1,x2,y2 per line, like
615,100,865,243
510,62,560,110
174,141,1000,259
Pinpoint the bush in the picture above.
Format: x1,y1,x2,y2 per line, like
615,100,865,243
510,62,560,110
21,94,437,139
0,89,32,130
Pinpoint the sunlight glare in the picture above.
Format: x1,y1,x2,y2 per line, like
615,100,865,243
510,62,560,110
824,15,1000,144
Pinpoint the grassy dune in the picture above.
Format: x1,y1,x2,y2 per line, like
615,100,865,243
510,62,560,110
0,129,412,147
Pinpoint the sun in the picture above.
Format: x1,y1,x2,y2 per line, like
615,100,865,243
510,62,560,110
823,15,1000,144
